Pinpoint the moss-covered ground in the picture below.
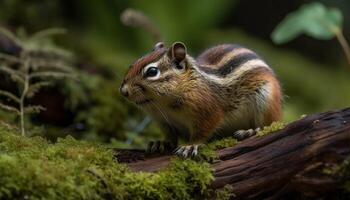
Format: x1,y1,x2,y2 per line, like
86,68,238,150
1,119,349,199
0,123,234,200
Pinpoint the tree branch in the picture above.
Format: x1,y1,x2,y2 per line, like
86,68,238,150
29,71,74,80
0,90,20,103
31,62,74,73
26,81,51,98
24,105,46,114
115,108,350,199
29,28,66,41
0,27,23,47
0,53,21,63
0,66,25,83
0,102,20,115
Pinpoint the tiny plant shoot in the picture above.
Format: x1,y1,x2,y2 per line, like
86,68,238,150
271,2,350,66
0,27,75,136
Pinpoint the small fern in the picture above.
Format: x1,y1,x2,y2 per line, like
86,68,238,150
0,27,75,136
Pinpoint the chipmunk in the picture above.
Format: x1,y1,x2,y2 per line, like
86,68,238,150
120,42,282,157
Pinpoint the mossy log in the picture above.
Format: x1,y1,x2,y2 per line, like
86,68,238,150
116,108,350,199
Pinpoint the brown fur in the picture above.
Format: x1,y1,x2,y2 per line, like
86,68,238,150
121,43,283,146
264,76,282,124
238,67,282,125
248,68,282,123
197,44,237,65
125,48,166,80
184,78,225,142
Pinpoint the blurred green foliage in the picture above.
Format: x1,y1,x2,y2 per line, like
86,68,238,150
272,2,350,69
0,0,349,148
272,2,343,43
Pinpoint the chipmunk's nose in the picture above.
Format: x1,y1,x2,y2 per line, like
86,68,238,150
120,84,129,97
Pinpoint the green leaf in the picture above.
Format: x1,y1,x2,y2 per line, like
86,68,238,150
271,2,343,44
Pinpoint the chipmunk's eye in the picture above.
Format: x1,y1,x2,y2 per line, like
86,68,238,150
144,66,160,79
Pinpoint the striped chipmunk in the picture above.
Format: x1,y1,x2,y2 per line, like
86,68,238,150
120,42,282,157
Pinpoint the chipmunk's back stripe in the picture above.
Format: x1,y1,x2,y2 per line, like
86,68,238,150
125,48,166,80
198,53,260,77
197,44,242,65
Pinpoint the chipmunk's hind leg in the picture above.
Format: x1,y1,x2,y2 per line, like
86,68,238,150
232,127,261,141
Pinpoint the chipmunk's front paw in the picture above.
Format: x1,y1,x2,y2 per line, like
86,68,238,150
173,144,201,158
147,141,174,154
232,128,260,141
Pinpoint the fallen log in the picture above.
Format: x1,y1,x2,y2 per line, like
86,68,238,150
116,107,350,199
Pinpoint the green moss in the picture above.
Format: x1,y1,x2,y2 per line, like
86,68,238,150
0,125,215,199
324,157,350,194
215,185,235,200
197,137,239,162
339,159,350,192
119,159,213,200
257,121,286,137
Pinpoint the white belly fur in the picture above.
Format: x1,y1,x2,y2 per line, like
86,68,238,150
214,83,271,136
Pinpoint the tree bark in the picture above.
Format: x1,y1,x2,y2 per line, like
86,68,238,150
116,107,350,199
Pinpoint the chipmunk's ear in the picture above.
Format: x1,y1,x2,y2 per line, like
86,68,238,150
168,42,187,62
153,42,164,51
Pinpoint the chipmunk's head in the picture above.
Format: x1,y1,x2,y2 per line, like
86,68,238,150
120,42,192,107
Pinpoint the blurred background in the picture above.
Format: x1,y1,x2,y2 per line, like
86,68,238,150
0,0,349,148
